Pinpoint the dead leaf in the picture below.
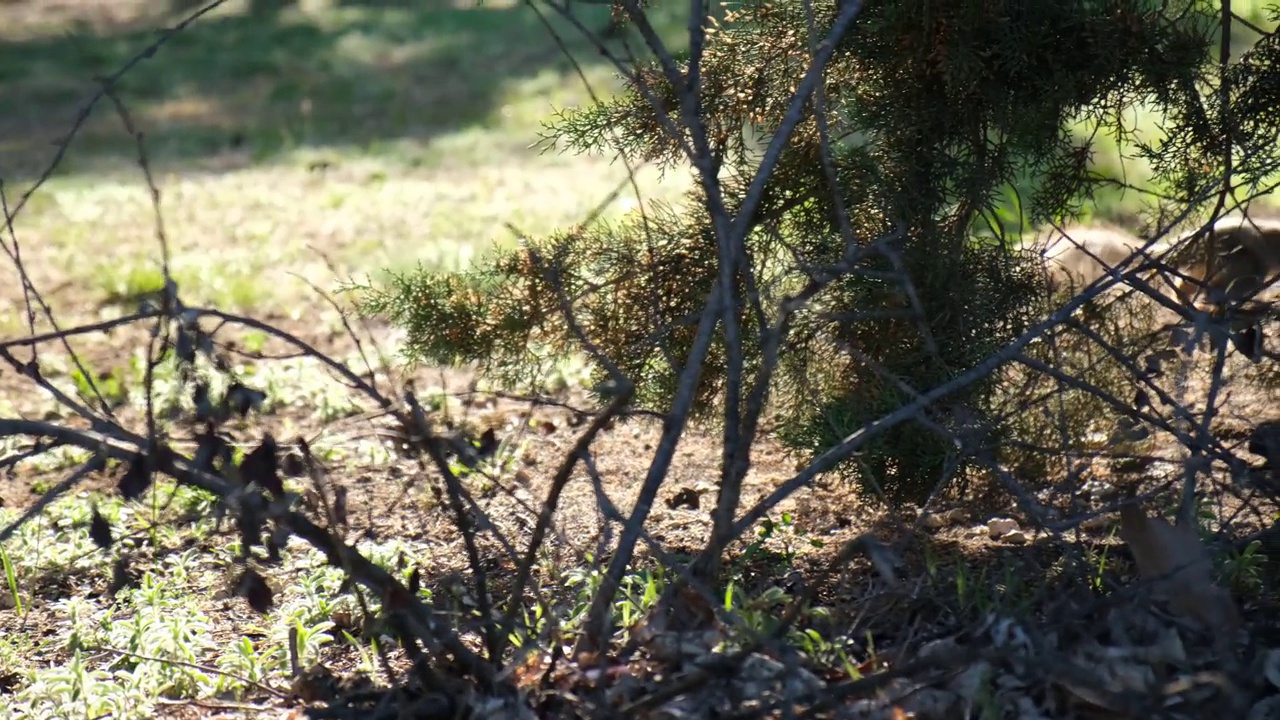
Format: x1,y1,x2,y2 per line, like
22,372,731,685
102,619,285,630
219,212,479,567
332,486,348,527
225,382,267,417
118,453,152,501
192,427,231,475
666,487,700,510
836,533,902,586
107,556,136,597
89,506,113,550
237,568,274,613
240,434,282,498
1231,324,1263,362
1249,422,1280,467
1134,388,1151,410
281,451,305,477
1117,501,1242,635
476,427,499,459
289,664,339,703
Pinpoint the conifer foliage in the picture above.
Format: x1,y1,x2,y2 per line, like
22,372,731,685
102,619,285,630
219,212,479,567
356,0,1272,503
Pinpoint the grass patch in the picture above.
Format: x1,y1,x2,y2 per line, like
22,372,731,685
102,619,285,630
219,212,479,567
0,0,690,178
91,259,269,311
7,157,691,318
0,483,347,717
0,1,694,318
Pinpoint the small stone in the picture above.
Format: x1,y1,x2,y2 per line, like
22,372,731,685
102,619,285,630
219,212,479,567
1081,515,1110,531
1003,530,1028,545
987,517,1019,539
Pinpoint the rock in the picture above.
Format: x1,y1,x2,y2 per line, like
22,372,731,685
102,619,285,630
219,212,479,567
925,508,969,528
923,513,948,529
1081,514,1111,531
987,517,1019,539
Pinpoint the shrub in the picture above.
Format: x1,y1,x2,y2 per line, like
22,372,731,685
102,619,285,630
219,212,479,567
355,0,1232,504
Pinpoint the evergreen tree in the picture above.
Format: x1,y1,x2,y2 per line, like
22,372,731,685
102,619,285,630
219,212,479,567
356,0,1280,504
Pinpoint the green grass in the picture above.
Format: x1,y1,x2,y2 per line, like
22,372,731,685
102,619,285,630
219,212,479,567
0,0,689,177
89,261,267,312
0,484,381,719
0,0,695,318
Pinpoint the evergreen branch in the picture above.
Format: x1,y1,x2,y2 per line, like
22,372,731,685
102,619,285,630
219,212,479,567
729,0,866,243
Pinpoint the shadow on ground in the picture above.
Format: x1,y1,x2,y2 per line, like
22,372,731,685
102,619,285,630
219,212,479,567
0,0,632,181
